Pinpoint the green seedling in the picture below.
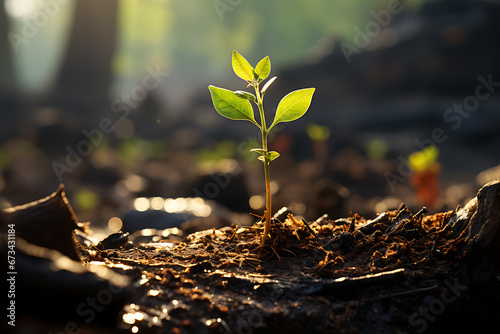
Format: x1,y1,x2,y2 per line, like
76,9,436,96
208,50,315,245
409,145,439,172
307,123,330,142
307,123,330,170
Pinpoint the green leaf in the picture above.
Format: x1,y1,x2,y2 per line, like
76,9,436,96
267,151,280,161
255,56,271,80
208,85,258,126
250,148,266,155
251,149,280,163
234,90,256,102
261,76,277,94
270,88,315,129
232,50,254,82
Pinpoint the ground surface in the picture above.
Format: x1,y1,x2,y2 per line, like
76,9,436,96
79,199,500,334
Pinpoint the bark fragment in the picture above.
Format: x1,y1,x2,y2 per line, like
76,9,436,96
2,184,85,261
461,180,500,273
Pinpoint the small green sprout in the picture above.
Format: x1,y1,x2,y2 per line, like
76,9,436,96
409,145,439,172
307,123,330,166
209,50,315,245
307,123,330,142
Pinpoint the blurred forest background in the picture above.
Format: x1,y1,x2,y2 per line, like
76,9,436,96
1,0,499,236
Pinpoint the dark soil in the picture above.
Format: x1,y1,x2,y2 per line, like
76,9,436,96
4,181,500,334
77,185,500,334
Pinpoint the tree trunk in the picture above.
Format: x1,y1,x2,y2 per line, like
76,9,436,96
46,0,118,123
0,3,22,137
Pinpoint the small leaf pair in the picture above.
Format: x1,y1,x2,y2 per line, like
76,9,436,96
250,148,280,163
232,50,270,83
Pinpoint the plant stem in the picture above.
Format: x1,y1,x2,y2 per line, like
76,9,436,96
262,133,272,245
255,86,272,245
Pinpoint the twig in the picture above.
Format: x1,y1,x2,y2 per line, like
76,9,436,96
300,268,406,295
348,216,356,233
301,219,318,239
394,203,409,221
412,207,428,220
363,284,440,302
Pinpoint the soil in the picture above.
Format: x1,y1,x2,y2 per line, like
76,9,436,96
4,181,500,334
76,183,500,334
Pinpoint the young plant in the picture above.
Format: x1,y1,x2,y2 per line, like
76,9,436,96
208,50,315,245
